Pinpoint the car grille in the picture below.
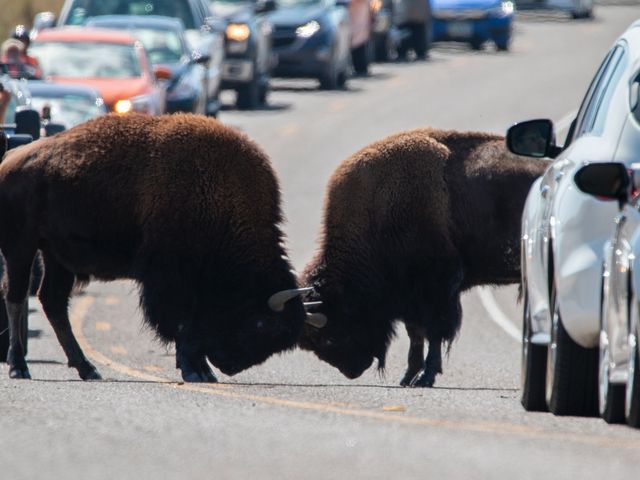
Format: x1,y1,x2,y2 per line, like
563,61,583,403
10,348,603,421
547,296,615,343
272,26,298,50
433,9,487,20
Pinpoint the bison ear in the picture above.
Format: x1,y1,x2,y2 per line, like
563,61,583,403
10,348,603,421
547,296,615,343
305,313,327,329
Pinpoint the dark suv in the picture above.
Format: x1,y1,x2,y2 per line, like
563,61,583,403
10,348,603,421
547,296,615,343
208,0,276,109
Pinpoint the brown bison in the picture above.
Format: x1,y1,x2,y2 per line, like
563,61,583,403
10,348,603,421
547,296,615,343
299,128,549,387
0,113,315,382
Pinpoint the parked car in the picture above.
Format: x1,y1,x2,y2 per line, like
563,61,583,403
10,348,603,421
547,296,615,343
573,163,640,428
86,15,220,115
373,0,433,61
431,0,514,51
209,0,275,109
27,81,107,129
516,0,593,19
267,0,351,89
30,27,169,116
508,19,640,416
35,0,225,116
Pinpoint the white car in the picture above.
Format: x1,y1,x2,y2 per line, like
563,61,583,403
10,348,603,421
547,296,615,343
574,163,640,427
508,19,640,416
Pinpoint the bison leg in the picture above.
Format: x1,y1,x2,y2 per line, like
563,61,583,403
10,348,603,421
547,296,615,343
400,324,425,386
4,246,37,379
410,337,443,387
175,335,217,383
38,252,101,380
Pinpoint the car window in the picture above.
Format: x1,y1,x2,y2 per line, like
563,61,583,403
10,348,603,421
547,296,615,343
574,45,626,139
64,0,197,29
31,41,143,78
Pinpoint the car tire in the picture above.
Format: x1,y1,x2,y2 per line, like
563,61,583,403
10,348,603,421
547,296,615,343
413,22,430,59
521,291,548,411
470,39,483,51
546,284,599,416
495,39,510,52
599,312,626,423
0,295,8,362
351,42,370,76
626,293,640,428
236,76,260,110
374,34,391,62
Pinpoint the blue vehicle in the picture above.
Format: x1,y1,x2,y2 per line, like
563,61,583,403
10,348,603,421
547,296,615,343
431,0,514,51
86,15,220,115
267,0,351,90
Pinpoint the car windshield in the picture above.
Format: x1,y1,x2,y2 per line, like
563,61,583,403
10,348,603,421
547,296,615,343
63,0,196,30
127,29,184,65
30,42,142,78
30,93,105,128
276,0,323,7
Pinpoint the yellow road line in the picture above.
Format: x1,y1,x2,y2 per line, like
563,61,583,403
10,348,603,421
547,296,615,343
69,294,640,450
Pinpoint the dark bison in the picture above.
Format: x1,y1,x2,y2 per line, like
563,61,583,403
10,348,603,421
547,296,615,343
0,113,315,382
299,128,549,387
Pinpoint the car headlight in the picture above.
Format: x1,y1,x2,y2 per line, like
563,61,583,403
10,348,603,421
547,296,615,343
226,23,251,42
114,99,132,114
296,20,320,38
488,1,514,17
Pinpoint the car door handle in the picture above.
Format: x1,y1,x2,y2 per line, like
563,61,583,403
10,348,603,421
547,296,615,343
541,185,550,198
555,171,564,182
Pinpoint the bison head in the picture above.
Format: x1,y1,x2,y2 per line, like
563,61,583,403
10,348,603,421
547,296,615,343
204,287,313,376
297,290,383,379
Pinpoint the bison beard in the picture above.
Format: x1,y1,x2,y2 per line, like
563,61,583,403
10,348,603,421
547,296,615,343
0,113,307,382
299,128,549,387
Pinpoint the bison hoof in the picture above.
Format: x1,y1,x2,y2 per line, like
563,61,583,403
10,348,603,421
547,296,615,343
81,369,102,381
9,366,31,379
400,372,420,387
410,373,436,388
182,370,218,383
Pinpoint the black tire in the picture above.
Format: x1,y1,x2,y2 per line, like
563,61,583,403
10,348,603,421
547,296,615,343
626,295,640,428
599,286,625,423
236,77,260,110
412,22,430,59
351,42,370,76
546,284,599,416
0,294,8,362
495,40,510,52
521,292,548,411
319,60,339,90
259,80,269,105
470,39,483,51
374,34,390,62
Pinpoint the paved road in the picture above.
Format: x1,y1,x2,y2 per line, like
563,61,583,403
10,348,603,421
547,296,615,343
3,5,640,479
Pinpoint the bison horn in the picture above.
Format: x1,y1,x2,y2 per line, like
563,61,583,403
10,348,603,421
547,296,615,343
268,287,314,312
305,313,327,329
303,301,323,309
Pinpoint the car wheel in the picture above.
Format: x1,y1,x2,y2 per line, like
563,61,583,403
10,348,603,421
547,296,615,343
521,290,548,411
319,58,339,90
413,22,430,59
374,34,391,62
0,295,8,362
351,42,370,76
626,293,640,427
495,38,510,52
599,292,625,423
546,283,599,416
259,80,269,105
236,76,260,110
470,39,483,51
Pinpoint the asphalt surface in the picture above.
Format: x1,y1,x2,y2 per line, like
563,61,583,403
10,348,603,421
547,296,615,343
3,5,640,479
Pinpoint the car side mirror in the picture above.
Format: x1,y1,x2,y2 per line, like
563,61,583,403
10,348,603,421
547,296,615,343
506,119,558,159
256,0,277,13
33,11,57,32
574,163,633,206
153,65,173,81
15,109,41,141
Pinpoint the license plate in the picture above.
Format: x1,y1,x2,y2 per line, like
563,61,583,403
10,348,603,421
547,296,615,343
447,22,473,38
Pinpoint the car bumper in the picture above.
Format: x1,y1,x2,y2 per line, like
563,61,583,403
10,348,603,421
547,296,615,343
166,97,197,113
432,15,513,43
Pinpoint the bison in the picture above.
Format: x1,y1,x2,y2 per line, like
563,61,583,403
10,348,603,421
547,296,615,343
299,128,549,387
0,113,317,382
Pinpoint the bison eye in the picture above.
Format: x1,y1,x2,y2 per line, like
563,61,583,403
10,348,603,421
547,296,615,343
255,320,265,330
323,339,333,347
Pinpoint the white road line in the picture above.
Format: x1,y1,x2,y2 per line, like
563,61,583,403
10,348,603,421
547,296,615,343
476,287,521,342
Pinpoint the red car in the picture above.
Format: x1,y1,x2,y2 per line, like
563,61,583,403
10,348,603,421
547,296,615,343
30,27,170,115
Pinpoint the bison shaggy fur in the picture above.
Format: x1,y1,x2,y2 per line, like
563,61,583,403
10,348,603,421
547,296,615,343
0,113,306,382
299,128,549,386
